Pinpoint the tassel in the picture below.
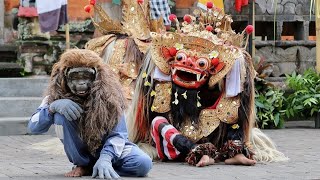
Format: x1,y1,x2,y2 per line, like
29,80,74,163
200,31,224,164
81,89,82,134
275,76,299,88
150,90,156,97
172,91,179,105
182,91,187,99
142,72,147,78
144,81,151,86
197,101,202,107
197,91,201,107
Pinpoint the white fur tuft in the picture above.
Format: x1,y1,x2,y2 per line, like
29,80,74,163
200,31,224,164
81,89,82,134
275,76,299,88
251,128,289,162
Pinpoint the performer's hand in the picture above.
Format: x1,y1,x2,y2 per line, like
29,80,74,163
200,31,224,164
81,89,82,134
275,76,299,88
196,155,215,167
92,154,120,179
49,99,83,121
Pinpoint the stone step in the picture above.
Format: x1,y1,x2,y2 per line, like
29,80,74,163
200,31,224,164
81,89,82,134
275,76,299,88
0,97,42,117
0,53,17,63
0,62,24,77
0,44,17,63
0,77,49,97
0,117,54,136
0,117,29,136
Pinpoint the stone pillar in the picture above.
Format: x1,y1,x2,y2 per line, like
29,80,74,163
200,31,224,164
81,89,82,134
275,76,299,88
0,0,4,44
302,21,310,41
276,21,283,40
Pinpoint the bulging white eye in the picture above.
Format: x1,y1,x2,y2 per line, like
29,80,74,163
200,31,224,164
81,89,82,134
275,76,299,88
175,52,187,61
196,58,209,69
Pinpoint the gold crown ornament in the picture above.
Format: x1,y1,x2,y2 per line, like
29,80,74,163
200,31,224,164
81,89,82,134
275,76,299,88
169,2,253,48
84,0,165,40
150,1,254,88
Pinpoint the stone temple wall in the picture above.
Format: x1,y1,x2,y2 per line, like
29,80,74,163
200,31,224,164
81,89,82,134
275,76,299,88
17,19,94,75
2,0,317,77
1,0,95,76
225,0,316,79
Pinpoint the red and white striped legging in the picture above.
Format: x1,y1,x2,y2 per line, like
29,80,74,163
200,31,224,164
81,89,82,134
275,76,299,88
151,116,181,160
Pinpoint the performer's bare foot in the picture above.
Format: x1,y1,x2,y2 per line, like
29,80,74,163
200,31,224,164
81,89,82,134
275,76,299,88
65,166,90,177
224,154,256,166
196,155,215,167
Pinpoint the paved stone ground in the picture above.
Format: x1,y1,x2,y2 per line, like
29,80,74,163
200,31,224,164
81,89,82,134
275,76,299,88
0,129,320,180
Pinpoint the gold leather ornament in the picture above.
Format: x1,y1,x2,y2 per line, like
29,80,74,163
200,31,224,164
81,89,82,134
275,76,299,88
179,94,240,142
85,34,116,56
151,82,172,113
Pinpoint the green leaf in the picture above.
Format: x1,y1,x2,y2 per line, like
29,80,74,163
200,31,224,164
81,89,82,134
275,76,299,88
265,90,274,97
289,108,295,117
274,113,280,126
293,105,304,110
255,101,265,108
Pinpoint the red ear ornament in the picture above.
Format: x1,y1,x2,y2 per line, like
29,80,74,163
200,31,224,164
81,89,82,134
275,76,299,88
209,62,225,75
161,47,176,61
215,62,225,72
211,58,220,67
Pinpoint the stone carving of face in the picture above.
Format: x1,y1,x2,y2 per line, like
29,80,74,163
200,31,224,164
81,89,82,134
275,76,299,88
66,67,96,97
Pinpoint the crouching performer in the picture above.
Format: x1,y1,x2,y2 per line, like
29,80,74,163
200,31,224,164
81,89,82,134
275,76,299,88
28,49,152,178
127,4,288,167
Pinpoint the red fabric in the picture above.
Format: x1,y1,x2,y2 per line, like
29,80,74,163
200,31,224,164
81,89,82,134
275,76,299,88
17,6,38,17
151,117,168,159
242,0,249,6
135,98,148,141
235,0,252,12
151,117,181,160
235,0,242,12
164,128,180,159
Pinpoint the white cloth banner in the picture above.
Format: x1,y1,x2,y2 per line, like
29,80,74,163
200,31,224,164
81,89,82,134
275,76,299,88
36,0,68,32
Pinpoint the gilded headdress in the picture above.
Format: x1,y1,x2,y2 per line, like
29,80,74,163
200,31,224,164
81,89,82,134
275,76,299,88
150,2,253,88
84,0,164,40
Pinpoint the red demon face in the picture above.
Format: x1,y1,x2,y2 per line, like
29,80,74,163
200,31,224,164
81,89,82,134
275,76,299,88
171,51,212,89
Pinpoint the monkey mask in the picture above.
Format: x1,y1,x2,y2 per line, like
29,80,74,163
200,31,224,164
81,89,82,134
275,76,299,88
65,67,96,97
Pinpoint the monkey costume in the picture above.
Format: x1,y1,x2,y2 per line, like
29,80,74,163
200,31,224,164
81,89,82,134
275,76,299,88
28,49,152,178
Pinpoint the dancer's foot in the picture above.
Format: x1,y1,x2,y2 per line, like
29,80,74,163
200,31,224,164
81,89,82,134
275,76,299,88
196,155,216,167
225,154,256,166
65,166,90,177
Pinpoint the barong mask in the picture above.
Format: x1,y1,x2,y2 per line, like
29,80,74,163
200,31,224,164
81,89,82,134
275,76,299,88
164,48,225,89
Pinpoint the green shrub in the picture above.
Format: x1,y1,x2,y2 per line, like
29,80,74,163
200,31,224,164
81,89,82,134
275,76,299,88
253,55,286,129
285,69,320,118
255,87,286,129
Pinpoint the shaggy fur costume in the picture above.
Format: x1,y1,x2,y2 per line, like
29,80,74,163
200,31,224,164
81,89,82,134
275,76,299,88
127,50,288,162
46,49,127,153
